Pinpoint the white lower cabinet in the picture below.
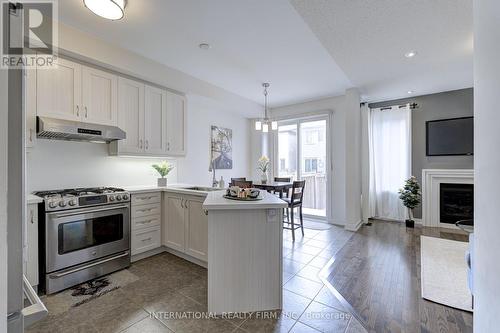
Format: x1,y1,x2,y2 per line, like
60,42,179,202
132,226,161,255
25,203,38,287
163,194,208,262
131,192,162,255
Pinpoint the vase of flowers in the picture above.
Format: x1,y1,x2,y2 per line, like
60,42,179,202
257,156,270,184
152,161,174,187
398,176,421,228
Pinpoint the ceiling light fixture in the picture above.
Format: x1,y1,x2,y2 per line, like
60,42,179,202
255,83,277,132
404,50,417,58
407,90,414,94
84,0,126,20
199,43,211,50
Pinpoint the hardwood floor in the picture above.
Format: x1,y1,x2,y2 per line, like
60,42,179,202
322,220,473,333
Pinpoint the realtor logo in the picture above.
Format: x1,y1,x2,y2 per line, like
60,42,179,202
1,0,58,68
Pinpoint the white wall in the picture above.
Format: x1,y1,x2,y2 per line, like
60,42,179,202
473,0,500,331
259,93,362,228
0,61,8,333
26,22,257,191
176,95,251,186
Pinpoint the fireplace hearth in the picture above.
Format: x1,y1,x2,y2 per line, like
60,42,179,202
440,183,474,224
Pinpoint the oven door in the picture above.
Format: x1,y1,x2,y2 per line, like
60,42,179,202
45,204,130,273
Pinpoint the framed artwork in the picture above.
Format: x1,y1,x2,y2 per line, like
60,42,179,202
210,125,233,169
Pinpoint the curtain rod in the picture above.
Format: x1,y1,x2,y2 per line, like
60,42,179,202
378,103,418,111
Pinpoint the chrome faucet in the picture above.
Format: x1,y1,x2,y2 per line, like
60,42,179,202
211,159,218,188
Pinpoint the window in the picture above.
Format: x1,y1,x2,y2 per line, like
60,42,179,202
280,158,286,171
304,158,318,173
305,130,319,144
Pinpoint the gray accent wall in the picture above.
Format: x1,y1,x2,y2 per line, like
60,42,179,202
369,88,474,218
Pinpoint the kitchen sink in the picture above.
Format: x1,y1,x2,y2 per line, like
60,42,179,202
182,186,222,192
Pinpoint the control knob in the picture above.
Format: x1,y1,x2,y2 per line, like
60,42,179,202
116,195,122,201
69,200,77,206
59,201,67,207
109,195,115,201
48,201,58,209
122,194,129,201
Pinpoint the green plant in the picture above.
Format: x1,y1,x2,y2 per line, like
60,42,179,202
152,161,174,178
398,176,421,220
257,155,270,173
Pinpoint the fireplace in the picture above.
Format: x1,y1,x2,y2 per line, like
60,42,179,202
440,183,474,224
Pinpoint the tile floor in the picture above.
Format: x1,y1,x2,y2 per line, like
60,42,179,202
27,224,365,333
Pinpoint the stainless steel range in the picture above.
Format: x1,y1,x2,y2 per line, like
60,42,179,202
34,187,131,294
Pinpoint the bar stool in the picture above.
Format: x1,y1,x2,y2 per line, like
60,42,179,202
282,180,305,241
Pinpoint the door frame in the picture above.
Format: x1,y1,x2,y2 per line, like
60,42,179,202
272,114,332,222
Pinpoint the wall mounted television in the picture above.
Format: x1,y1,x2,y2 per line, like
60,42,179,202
426,117,473,156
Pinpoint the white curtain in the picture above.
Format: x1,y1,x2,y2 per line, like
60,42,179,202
368,105,411,221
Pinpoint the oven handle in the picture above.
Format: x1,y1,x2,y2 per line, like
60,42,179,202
50,205,130,218
48,251,130,278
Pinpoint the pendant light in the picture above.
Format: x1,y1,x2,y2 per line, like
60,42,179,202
255,83,277,132
84,0,126,20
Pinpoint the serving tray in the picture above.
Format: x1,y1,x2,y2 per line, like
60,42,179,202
223,195,263,201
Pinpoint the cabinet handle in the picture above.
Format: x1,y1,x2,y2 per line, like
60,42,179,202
141,237,152,242
137,208,154,213
204,209,208,216
145,140,149,150
29,128,33,142
167,142,170,151
85,106,88,118
76,105,79,117
137,219,154,225
30,211,34,224
139,139,143,149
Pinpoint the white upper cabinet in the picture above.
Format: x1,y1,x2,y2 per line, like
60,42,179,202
25,68,37,148
82,67,118,126
166,92,186,155
36,57,81,121
35,57,118,126
144,85,167,155
116,77,145,154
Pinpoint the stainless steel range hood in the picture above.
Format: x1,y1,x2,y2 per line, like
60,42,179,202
37,116,126,143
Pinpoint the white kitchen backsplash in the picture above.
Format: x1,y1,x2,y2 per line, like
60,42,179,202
26,139,178,192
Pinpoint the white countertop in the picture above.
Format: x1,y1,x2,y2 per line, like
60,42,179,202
123,183,220,197
27,194,43,204
203,190,287,210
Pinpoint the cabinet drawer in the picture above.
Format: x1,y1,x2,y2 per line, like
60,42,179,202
132,226,161,255
132,192,161,205
132,214,161,230
132,203,161,218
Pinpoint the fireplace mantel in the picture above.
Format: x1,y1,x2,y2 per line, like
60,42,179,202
421,169,474,228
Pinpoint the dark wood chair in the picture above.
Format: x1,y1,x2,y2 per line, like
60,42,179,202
283,180,305,241
274,177,291,197
233,180,253,189
230,177,246,186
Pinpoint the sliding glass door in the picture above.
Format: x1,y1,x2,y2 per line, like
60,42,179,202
276,117,329,220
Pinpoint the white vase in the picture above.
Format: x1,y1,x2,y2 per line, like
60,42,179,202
157,178,167,187
261,172,268,184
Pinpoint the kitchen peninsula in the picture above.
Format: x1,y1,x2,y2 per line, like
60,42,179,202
203,191,287,314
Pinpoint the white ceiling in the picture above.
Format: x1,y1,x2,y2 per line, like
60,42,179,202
58,0,473,108
58,0,352,108
289,0,473,102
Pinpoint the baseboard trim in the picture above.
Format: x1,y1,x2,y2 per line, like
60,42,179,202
345,219,363,232
131,247,165,262
164,247,207,268
131,246,207,268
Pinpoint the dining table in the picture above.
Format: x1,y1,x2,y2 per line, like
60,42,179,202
253,181,293,198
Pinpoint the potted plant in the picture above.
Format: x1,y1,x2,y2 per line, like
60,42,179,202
152,161,174,187
257,156,270,184
398,176,421,228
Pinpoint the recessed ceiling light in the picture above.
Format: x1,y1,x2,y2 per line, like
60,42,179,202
404,50,417,58
199,43,211,50
407,90,414,94
84,0,126,20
